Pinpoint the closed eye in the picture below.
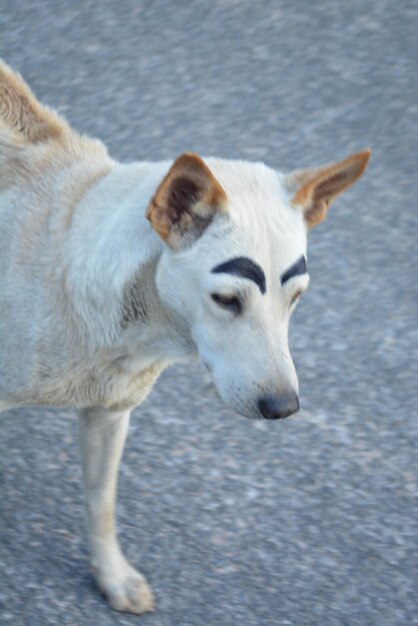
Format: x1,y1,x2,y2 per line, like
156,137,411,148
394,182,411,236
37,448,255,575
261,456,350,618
211,293,242,315
290,289,303,306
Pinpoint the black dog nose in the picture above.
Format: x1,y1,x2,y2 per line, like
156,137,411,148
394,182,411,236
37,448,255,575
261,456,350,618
258,392,300,419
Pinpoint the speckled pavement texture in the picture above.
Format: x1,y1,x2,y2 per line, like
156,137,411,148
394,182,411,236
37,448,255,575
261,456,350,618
0,1,417,625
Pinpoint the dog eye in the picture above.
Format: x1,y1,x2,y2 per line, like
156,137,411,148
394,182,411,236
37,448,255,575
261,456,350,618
211,293,242,314
290,289,302,306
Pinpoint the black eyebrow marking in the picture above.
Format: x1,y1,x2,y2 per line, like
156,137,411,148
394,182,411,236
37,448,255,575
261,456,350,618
212,256,266,294
280,256,308,285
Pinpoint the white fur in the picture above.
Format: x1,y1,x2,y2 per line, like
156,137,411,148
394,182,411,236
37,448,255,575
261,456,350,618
1,60,369,614
0,150,307,612
0,155,308,412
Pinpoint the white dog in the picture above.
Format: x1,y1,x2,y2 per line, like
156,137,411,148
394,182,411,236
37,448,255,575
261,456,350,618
0,60,370,613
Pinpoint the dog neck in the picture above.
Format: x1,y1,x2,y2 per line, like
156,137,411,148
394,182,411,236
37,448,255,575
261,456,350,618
64,159,197,368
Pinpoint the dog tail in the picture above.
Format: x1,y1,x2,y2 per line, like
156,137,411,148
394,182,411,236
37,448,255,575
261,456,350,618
0,59,68,145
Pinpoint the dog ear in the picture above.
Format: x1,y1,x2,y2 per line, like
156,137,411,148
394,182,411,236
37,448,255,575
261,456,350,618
284,149,371,228
146,152,227,250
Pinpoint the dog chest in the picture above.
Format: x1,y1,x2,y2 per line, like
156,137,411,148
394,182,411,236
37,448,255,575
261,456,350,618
102,360,166,411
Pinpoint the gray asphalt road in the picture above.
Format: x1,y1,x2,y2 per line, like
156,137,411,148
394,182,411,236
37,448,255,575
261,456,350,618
0,1,417,625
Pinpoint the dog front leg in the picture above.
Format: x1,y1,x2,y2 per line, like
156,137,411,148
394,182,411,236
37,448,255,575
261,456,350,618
79,406,154,614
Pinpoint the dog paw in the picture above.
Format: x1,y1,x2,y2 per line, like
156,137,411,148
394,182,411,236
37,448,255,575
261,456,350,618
95,565,155,614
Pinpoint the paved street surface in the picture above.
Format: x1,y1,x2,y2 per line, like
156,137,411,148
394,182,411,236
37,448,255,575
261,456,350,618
0,1,417,625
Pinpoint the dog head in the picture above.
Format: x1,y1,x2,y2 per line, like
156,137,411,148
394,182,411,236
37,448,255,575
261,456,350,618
147,150,370,419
